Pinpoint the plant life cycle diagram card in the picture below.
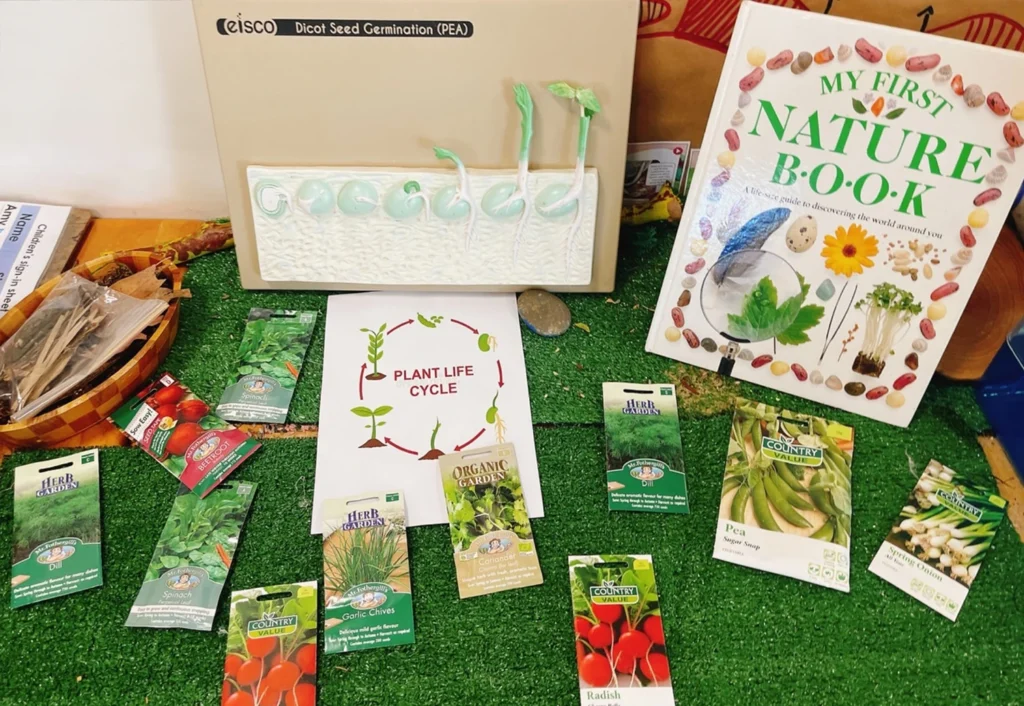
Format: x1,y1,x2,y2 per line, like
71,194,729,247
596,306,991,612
646,3,1024,427
312,292,541,531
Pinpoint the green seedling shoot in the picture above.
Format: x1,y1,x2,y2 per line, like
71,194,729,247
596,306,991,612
361,323,387,380
482,84,535,261
419,418,444,460
352,405,392,448
486,391,506,443
432,146,478,247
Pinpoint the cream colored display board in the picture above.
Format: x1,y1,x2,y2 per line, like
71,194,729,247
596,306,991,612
192,0,638,292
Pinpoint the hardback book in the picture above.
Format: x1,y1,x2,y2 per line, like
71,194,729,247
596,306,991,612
645,2,1024,427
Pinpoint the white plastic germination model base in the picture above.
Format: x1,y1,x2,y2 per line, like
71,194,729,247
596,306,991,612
247,165,599,286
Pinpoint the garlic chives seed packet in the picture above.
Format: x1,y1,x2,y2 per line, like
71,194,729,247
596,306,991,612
323,491,415,653
714,399,855,591
438,443,543,599
569,555,674,705
217,309,318,424
110,372,261,497
11,449,103,608
602,383,688,514
868,460,1007,621
125,480,256,631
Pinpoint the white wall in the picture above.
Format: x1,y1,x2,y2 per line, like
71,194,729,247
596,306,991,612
0,1,228,218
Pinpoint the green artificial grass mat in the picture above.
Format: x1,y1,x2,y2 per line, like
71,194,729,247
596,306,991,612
0,224,1021,704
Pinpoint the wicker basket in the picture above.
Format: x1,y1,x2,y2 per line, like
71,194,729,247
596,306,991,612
0,251,182,447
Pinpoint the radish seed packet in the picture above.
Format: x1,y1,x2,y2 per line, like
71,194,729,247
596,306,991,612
323,491,414,653
439,443,543,599
869,460,1007,622
125,480,256,631
569,555,674,705
602,383,688,514
217,309,318,424
224,581,318,706
11,449,103,608
110,372,260,497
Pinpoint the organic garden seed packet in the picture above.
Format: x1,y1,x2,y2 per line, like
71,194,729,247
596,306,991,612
602,383,688,514
438,443,543,598
224,581,318,706
11,450,103,608
217,309,318,424
110,372,260,497
569,555,673,705
869,460,1007,622
125,480,256,631
714,399,855,592
323,491,414,653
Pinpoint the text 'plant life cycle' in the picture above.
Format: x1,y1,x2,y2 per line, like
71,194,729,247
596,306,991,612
646,3,1024,426
312,292,542,531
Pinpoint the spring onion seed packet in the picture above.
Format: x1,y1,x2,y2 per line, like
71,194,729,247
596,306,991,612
11,449,103,608
569,555,673,705
110,372,261,497
869,460,1007,621
323,491,414,653
217,309,318,423
438,443,543,598
224,581,319,706
714,399,855,592
602,383,688,514
125,480,256,631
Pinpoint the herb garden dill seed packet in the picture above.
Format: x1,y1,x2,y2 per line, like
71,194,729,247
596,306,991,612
217,309,317,424
569,555,674,705
224,581,318,706
602,383,688,514
11,450,103,609
125,481,256,631
869,460,1007,621
439,443,543,598
323,491,414,653
715,399,855,592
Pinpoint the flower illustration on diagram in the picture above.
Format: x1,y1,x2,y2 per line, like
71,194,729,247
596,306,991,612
821,223,878,277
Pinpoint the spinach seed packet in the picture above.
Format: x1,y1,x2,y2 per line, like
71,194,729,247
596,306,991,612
439,443,543,599
11,449,103,608
602,383,688,514
125,480,256,630
217,309,318,423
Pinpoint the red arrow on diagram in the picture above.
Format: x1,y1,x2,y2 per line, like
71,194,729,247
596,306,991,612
451,319,479,334
496,360,504,387
388,319,414,335
385,437,418,455
455,428,486,451
359,363,366,400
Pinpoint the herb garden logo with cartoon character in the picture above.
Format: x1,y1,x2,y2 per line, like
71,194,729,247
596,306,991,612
347,589,388,610
243,378,272,395
37,544,75,565
479,537,512,554
193,436,221,462
166,571,202,591
625,459,666,483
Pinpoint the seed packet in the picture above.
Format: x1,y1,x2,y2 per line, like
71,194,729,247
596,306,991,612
869,460,1007,622
10,449,103,608
713,399,855,592
602,383,688,514
438,443,543,599
569,555,673,705
323,491,414,653
224,581,318,706
217,309,318,424
110,372,261,497
125,480,256,631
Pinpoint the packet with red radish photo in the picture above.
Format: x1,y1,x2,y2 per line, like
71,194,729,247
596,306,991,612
223,581,318,706
110,372,260,497
569,555,673,705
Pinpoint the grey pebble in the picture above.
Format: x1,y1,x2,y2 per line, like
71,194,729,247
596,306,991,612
810,370,824,385
912,339,928,352
682,276,697,288
700,337,717,352
825,375,843,390
517,289,571,336
738,348,754,361
816,279,835,301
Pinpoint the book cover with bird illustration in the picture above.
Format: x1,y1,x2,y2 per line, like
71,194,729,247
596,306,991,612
646,1,1024,427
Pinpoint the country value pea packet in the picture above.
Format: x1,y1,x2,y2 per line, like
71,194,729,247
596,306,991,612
602,383,688,514
323,491,414,653
125,480,256,631
110,372,261,497
217,309,318,424
11,449,103,608
223,581,319,706
438,443,543,599
714,399,855,592
869,460,1007,622
569,555,674,705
